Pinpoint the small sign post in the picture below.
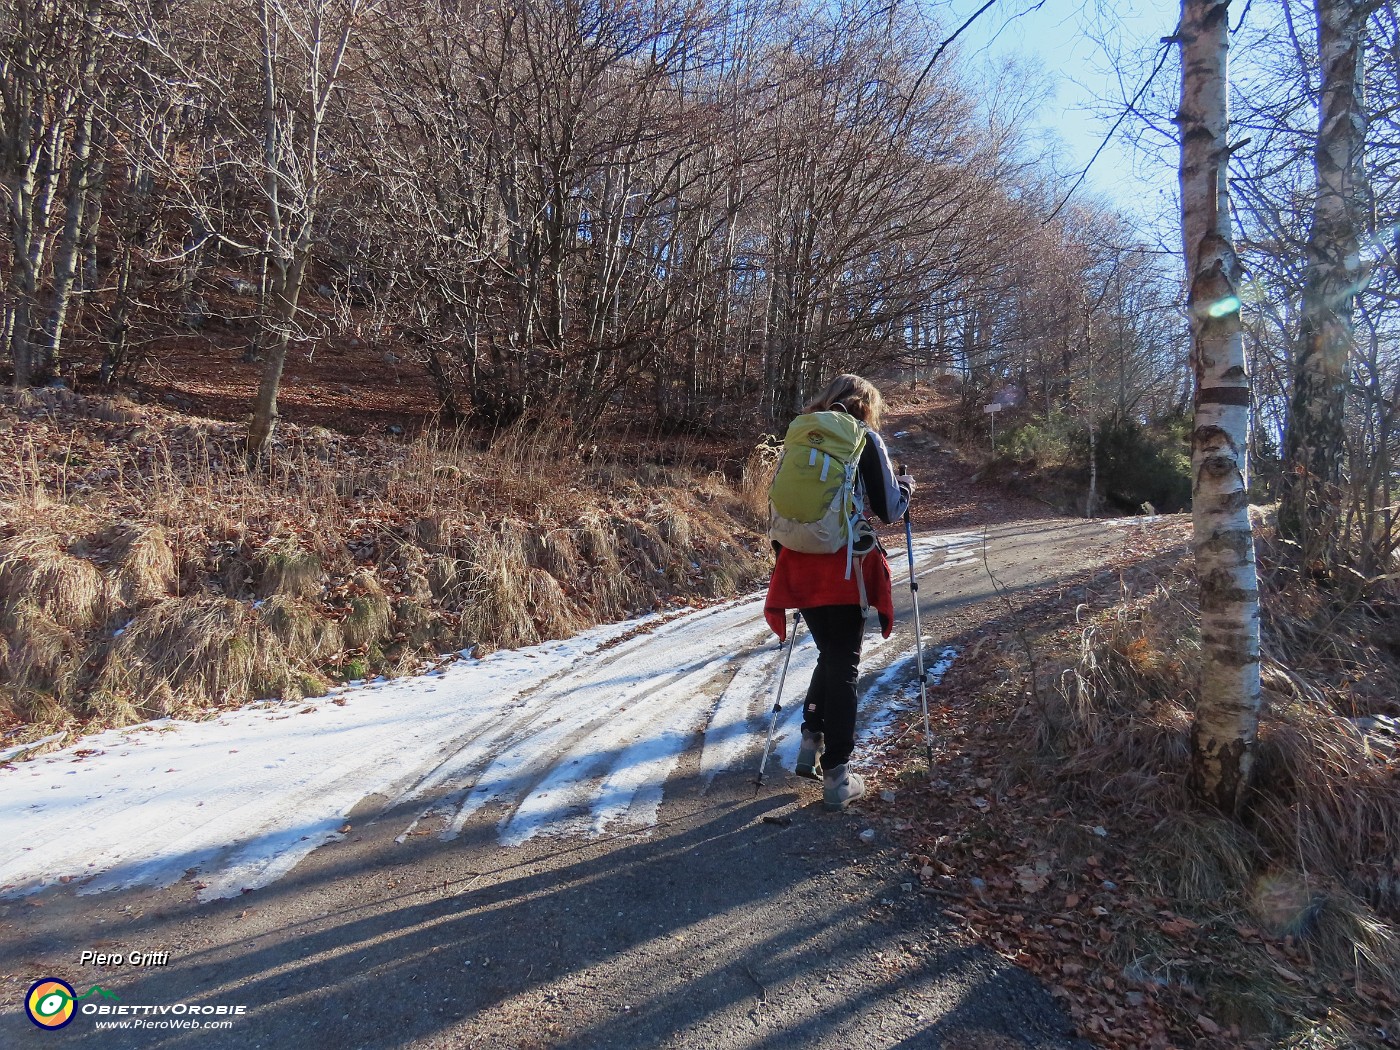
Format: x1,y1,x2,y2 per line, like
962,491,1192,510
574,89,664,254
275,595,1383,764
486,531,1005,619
983,402,1003,453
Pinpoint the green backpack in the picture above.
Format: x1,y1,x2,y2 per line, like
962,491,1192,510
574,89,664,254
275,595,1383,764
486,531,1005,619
768,410,868,567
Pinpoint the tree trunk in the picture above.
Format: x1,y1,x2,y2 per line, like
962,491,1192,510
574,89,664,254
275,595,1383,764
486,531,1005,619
43,105,97,372
1085,314,1097,518
248,234,316,456
40,0,105,376
1086,421,1098,517
1277,0,1371,571
1178,0,1262,815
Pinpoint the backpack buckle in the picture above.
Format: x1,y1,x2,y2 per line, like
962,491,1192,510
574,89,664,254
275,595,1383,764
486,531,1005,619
851,518,877,555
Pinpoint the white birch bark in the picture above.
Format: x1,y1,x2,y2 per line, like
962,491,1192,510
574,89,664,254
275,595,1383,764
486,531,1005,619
1177,0,1262,813
1279,0,1373,568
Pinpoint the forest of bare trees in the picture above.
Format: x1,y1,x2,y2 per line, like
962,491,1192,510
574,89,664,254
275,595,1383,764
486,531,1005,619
2,0,1186,453
3,0,1397,499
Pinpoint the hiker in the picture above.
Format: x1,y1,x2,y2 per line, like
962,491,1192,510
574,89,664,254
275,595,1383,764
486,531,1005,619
764,374,914,810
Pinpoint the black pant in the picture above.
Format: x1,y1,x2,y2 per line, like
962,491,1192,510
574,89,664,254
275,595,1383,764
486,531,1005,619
799,605,865,769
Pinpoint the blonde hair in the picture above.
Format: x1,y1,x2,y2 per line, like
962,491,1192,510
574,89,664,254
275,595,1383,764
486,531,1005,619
804,374,884,430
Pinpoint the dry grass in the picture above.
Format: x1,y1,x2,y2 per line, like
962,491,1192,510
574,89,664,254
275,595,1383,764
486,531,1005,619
256,541,324,600
1023,526,1400,1043
0,532,107,632
109,525,177,606
97,597,296,718
340,574,392,651
523,527,580,581
259,595,341,661
0,602,85,718
1037,581,1199,822
575,510,642,620
1304,889,1400,984
1142,812,1260,907
0,388,769,738
524,568,583,640
739,435,781,522
458,526,539,652
1277,1023,1378,1050
1251,690,1400,899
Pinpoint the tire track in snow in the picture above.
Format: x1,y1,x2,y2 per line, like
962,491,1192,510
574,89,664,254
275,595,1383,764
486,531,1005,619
387,598,760,837
449,600,776,845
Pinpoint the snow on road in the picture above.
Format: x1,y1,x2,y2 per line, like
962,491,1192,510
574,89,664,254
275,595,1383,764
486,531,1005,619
0,533,980,902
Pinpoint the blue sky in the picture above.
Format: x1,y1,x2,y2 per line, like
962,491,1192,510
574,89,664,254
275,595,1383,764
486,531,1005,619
951,0,1184,230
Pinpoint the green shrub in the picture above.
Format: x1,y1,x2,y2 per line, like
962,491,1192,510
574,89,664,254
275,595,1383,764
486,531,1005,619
1079,417,1192,513
995,411,1081,467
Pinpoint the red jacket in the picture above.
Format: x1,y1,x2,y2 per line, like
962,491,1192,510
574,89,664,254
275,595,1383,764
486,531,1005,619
764,544,895,640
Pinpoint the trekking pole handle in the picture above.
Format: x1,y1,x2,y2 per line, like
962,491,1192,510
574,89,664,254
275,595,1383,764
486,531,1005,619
899,462,917,581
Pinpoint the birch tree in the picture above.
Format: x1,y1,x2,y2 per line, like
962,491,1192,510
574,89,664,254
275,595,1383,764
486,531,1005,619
1177,0,1262,814
1278,0,1375,568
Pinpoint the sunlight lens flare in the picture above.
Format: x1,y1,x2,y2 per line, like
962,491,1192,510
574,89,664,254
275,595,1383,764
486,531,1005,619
1204,295,1241,319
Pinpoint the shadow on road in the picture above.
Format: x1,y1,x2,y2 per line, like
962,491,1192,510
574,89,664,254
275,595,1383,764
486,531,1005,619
2,769,1085,1050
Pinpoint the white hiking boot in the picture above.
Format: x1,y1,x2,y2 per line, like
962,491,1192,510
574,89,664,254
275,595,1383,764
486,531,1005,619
822,764,865,811
795,729,824,781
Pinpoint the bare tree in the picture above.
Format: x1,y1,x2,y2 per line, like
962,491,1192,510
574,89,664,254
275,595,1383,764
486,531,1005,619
2,0,1208,454
1177,0,1262,814
1278,0,1377,568
243,0,375,457
36,0,105,373
3,0,98,385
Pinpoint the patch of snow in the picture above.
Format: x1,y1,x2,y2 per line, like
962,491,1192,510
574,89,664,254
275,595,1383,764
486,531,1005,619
928,647,959,686
1,623,638,901
855,646,958,754
1105,515,1163,526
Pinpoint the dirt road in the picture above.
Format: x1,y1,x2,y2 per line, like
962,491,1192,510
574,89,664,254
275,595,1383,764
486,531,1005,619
1,517,1152,1049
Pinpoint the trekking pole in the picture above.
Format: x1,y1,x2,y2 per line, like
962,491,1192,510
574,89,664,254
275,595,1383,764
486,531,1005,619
900,463,935,773
755,611,803,788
